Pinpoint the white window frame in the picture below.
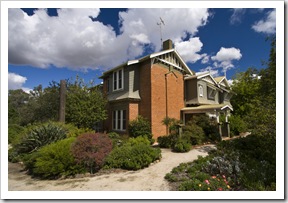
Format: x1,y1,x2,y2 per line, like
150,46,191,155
199,85,203,97
113,68,124,91
112,110,126,131
207,87,217,100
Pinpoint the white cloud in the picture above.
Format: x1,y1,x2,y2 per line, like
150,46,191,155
227,79,234,85
8,72,31,92
201,54,210,64
230,8,246,24
211,47,242,71
9,8,210,71
198,66,219,77
174,37,206,63
252,9,276,34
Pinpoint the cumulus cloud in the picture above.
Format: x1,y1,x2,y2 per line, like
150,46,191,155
198,66,219,77
230,8,246,24
252,9,276,34
174,37,207,63
8,8,210,71
201,54,210,64
211,47,242,71
8,72,31,92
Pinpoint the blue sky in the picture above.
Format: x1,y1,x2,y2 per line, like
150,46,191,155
8,7,277,92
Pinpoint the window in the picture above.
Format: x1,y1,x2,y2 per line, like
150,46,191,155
207,87,217,100
113,69,124,91
199,85,203,97
112,110,126,131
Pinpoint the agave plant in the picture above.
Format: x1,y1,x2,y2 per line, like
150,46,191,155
16,122,67,154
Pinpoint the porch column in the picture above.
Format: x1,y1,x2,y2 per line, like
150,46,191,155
216,111,222,141
224,110,231,138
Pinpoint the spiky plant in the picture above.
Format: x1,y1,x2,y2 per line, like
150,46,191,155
16,122,67,154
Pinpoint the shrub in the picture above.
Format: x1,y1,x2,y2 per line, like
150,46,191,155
32,137,85,179
128,116,153,142
104,137,161,170
71,133,113,173
16,122,67,154
157,135,172,148
192,114,220,142
172,139,191,153
182,121,205,145
8,124,25,145
229,115,247,136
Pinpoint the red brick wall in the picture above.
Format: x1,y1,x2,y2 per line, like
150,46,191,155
129,102,139,121
150,64,185,139
138,60,152,122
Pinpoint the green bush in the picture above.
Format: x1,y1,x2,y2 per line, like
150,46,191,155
104,137,161,170
172,139,191,153
229,115,247,136
16,122,67,154
192,114,220,142
128,116,153,142
165,134,276,191
8,124,25,145
71,133,113,173
157,135,172,148
32,137,86,179
182,121,205,145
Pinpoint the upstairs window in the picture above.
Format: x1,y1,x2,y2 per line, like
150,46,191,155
113,68,124,91
207,87,217,100
198,85,203,97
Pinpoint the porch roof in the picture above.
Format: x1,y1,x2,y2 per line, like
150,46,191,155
181,104,233,113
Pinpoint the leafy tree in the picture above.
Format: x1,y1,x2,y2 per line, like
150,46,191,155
8,89,31,125
65,76,107,129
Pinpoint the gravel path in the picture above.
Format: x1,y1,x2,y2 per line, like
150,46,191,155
8,145,216,191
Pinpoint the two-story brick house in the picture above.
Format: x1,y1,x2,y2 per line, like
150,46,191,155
100,39,233,139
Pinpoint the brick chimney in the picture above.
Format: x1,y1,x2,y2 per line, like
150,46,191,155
163,39,173,50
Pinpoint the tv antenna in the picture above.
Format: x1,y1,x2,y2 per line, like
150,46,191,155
157,17,165,49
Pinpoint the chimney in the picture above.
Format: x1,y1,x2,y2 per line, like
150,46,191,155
163,39,173,50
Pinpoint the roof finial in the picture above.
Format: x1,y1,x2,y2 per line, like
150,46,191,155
157,17,165,49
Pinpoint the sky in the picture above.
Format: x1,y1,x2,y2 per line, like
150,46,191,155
7,6,277,92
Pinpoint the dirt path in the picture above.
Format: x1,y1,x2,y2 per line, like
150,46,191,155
8,145,216,191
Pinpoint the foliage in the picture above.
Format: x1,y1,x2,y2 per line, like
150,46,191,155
191,114,220,142
32,137,86,179
71,133,113,173
165,134,276,191
161,117,180,135
8,76,107,131
229,114,247,136
157,135,172,148
66,76,107,129
16,122,67,154
182,121,205,145
128,116,153,142
171,138,191,153
8,124,25,145
104,137,161,170
8,89,32,125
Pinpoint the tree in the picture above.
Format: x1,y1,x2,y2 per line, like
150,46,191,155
230,37,276,137
65,76,107,129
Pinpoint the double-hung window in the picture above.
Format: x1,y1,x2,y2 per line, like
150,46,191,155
207,87,217,100
113,68,124,91
112,110,126,131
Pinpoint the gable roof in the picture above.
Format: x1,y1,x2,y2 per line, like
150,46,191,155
100,48,194,78
185,72,219,87
214,76,231,90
